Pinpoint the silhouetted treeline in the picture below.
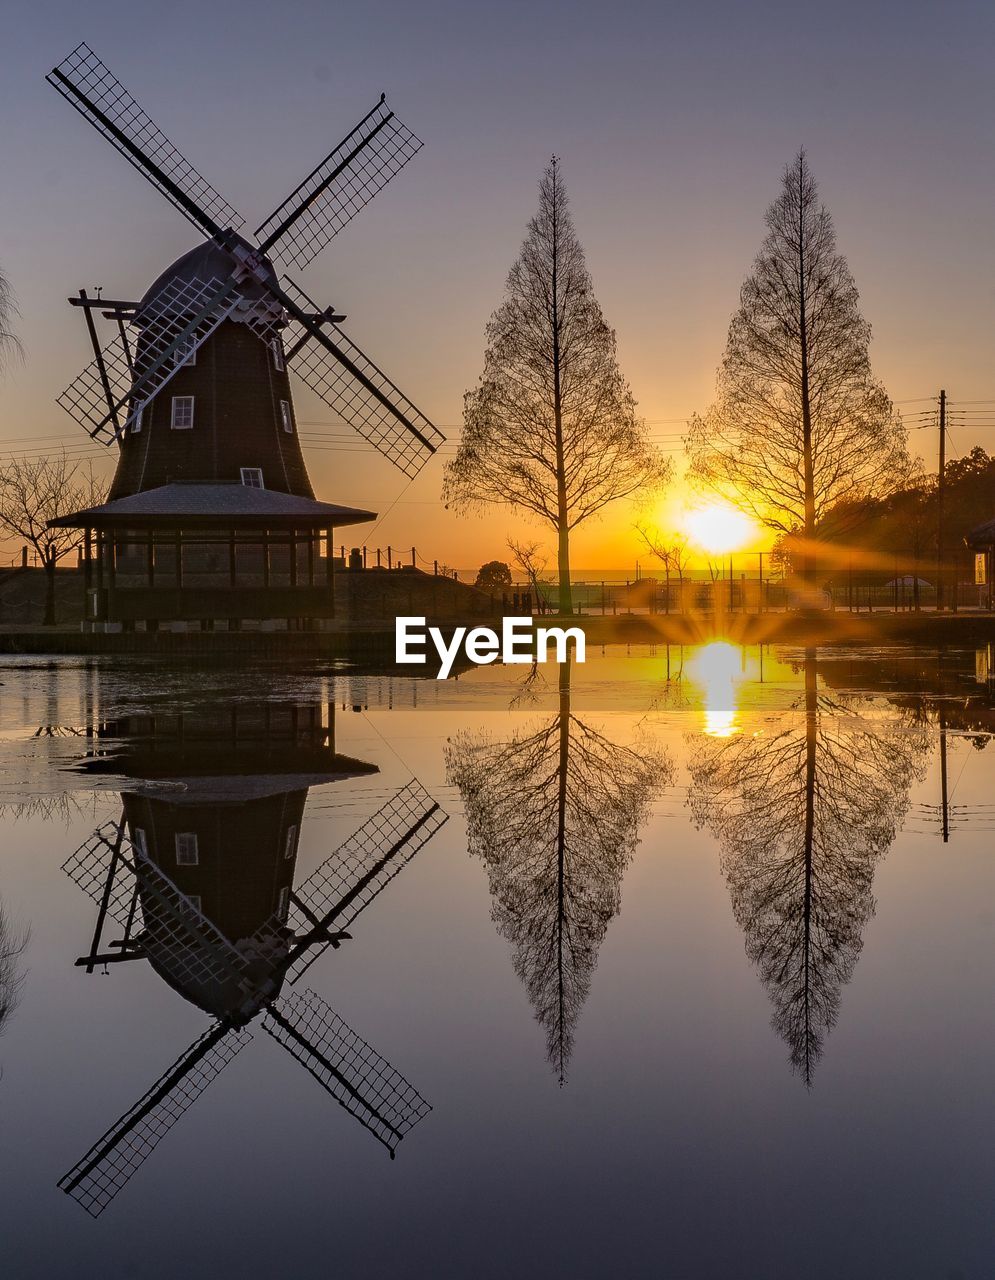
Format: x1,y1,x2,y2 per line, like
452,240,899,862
815,446,995,578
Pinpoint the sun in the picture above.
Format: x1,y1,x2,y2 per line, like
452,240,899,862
683,501,757,555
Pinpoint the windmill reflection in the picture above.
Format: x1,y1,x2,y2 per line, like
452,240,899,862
60,700,446,1216
687,647,930,1085
446,658,671,1083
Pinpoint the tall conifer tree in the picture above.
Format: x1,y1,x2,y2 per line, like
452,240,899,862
445,158,668,612
688,152,909,576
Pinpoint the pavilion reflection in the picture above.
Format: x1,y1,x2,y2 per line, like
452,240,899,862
59,698,446,1217
687,647,933,1085
446,657,672,1083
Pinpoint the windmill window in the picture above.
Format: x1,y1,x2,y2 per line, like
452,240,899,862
280,400,293,433
170,396,195,429
271,339,285,372
283,825,297,859
175,832,199,865
132,827,148,857
130,405,143,434
277,886,290,920
186,895,202,914
241,467,264,488
173,339,197,367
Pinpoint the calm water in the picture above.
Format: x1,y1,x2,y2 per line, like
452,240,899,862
0,645,991,1279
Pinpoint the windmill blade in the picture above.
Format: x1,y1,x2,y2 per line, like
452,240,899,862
63,819,141,929
263,988,431,1156
58,1022,252,1217
58,274,256,442
135,848,278,1019
57,325,134,443
280,278,445,478
254,95,422,270
47,43,242,237
282,780,447,982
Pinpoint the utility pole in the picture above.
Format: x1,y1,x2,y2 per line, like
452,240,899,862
939,703,950,844
936,389,946,611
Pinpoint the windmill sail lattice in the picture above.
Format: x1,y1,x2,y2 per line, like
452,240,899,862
285,779,446,980
63,819,141,928
282,280,445,478
136,852,275,1015
58,275,254,440
46,44,243,237
263,989,432,1154
255,96,422,269
59,1023,253,1218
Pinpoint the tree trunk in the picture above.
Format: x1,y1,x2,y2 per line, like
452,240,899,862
797,157,817,585
556,520,571,615
550,161,572,615
801,648,818,1085
555,656,571,1085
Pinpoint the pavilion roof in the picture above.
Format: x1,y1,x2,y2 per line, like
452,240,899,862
966,517,995,548
48,483,376,529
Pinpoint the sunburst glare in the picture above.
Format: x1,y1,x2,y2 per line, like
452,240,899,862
683,501,758,555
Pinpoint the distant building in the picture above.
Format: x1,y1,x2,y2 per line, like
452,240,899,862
966,518,995,608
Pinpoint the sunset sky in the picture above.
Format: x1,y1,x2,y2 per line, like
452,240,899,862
2,0,994,571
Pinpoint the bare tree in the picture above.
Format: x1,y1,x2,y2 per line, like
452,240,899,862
0,264,22,371
446,659,670,1081
634,525,690,612
686,649,929,1083
0,452,105,625
445,158,670,613
687,152,910,578
0,902,27,1055
0,793,98,825
507,538,553,614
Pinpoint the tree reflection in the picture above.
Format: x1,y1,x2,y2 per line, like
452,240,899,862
687,648,929,1084
446,659,671,1082
0,902,27,1048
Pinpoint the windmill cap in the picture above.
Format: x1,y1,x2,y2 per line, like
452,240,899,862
136,233,279,325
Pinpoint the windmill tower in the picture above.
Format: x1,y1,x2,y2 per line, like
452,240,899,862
45,44,444,633
61,699,447,1216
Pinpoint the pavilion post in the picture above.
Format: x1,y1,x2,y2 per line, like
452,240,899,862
84,527,93,592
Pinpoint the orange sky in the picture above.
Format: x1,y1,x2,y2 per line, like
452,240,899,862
2,1,994,574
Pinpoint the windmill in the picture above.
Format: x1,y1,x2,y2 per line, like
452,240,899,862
60,779,447,1216
45,43,444,631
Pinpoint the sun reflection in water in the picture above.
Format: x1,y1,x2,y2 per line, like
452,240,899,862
687,641,746,737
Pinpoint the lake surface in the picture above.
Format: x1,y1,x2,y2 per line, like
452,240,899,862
0,644,991,1279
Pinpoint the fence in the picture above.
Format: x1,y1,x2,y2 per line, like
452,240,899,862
4,541,990,617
